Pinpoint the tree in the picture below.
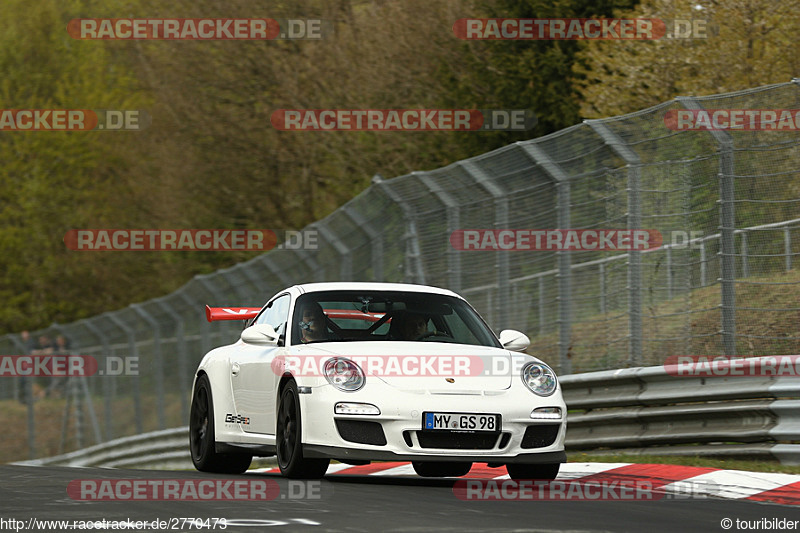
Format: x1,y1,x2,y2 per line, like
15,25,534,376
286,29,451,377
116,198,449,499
575,0,800,118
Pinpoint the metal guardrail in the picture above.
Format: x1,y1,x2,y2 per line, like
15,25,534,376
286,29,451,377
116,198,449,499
13,427,193,470
14,357,800,469
561,357,800,465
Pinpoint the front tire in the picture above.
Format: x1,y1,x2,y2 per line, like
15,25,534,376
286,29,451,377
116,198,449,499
412,461,472,477
276,381,330,479
506,462,560,481
189,374,252,474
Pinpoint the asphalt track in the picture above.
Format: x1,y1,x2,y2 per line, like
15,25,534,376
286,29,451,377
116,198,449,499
3,464,800,532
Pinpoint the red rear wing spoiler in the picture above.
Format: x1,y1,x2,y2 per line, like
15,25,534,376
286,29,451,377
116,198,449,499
205,306,387,323
205,306,261,322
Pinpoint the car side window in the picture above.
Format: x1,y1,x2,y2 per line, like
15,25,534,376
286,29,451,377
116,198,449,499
255,294,290,337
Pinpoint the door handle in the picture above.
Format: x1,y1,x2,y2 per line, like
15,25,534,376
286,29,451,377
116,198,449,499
231,362,241,376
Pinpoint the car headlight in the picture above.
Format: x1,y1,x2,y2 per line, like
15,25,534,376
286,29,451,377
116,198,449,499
521,362,557,396
323,357,365,392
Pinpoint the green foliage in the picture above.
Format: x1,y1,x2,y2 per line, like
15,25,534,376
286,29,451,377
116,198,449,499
439,0,639,154
3,0,798,334
0,0,152,330
575,0,800,117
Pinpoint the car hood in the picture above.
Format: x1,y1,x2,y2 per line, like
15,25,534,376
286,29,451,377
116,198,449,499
293,341,514,392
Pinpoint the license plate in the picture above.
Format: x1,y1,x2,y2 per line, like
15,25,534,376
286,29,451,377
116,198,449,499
423,412,501,432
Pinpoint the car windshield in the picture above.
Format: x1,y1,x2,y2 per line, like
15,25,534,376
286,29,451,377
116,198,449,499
291,290,501,348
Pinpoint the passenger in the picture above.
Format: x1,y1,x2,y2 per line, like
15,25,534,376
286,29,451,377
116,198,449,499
392,312,429,340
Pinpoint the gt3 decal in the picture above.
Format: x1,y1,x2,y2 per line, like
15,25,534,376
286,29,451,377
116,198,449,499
225,413,251,425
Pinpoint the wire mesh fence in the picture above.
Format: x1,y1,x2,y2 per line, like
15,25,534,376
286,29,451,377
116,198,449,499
3,81,800,458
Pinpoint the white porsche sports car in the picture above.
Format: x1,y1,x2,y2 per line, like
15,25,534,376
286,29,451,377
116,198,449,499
189,282,566,479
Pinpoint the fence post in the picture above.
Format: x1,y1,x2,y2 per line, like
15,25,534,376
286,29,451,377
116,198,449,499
518,143,574,373
538,276,546,334
82,319,114,441
666,246,673,299
343,205,384,282
105,313,143,435
700,241,707,287
9,334,34,458
416,171,462,291
156,299,190,423
557,180,572,371
719,150,737,356
131,304,165,430
253,257,293,288
586,120,643,366
8,334,27,402
373,175,426,284
678,96,736,356
289,248,324,283
314,223,352,281
239,261,276,297
215,267,256,302
459,161,510,332
175,290,211,369
741,231,749,278
785,227,792,272
600,263,606,314
53,323,101,446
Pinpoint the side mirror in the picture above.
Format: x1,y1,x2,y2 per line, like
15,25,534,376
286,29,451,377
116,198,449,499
241,323,279,346
498,329,530,352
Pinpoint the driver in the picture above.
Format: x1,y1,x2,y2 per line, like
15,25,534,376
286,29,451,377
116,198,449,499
298,302,329,343
398,312,429,340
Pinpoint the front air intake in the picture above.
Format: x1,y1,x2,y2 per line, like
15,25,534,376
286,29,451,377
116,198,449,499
335,420,387,446
521,424,560,448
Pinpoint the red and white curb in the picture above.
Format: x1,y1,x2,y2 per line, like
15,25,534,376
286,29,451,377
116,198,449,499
251,462,800,505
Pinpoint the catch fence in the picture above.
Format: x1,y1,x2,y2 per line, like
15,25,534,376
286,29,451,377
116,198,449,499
3,81,800,458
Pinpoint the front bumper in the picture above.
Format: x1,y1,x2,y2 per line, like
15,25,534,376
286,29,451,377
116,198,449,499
303,445,566,464
298,380,567,465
